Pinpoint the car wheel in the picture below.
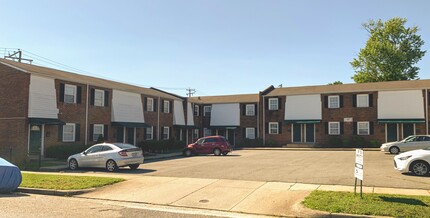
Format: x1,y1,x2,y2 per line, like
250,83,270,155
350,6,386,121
410,161,430,176
106,160,118,172
222,151,228,156
183,149,192,157
213,148,221,156
389,146,400,154
129,164,139,170
69,159,79,170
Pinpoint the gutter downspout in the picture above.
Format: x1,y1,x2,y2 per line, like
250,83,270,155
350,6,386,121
85,84,89,145
262,95,266,145
426,89,428,134
157,97,160,140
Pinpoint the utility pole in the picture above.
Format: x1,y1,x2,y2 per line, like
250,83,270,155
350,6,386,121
186,88,196,97
4,49,33,64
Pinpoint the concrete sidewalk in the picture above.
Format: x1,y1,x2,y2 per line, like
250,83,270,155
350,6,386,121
75,175,429,217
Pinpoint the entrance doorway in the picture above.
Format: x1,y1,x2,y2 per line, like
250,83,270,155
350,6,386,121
386,123,398,142
292,123,315,143
402,124,415,139
29,125,42,154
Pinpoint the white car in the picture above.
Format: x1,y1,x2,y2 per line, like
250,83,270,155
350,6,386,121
68,143,144,172
394,148,430,176
380,135,430,154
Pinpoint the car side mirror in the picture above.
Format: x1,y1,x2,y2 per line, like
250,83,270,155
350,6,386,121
83,151,87,155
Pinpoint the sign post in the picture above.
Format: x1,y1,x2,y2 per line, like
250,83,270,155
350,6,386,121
354,149,364,198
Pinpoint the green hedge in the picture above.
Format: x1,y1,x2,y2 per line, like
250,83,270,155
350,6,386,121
45,144,91,160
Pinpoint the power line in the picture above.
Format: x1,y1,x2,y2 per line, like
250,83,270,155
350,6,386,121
186,88,196,97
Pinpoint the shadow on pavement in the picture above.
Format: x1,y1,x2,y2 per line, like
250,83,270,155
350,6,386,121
401,172,430,177
63,168,157,174
0,192,30,198
380,196,428,206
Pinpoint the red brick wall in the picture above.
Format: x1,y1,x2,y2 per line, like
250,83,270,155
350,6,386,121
0,64,30,163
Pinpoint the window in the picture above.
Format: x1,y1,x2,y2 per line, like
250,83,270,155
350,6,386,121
193,129,199,139
268,98,278,110
204,106,211,117
86,145,103,154
329,122,340,135
147,98,154,112
269,122,278,134
246,104,255,116
163,100,170,113
328,96,339,108
93,124,104,141
94,89,105,107
204,128,211,137
63,123,75,142
194,105,200,116
102,146,113,151
64,84,77,103
163,127,169,140
357,122,369,135
357,94,369,107
246,128,255,139
145,126,153,140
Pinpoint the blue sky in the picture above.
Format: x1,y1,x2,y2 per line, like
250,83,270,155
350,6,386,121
1,0,430,96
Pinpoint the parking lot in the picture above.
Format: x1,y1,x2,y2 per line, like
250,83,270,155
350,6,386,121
134,149,430,190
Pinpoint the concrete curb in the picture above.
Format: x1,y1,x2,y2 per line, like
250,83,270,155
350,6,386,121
17,187,96,196
238,147,381,151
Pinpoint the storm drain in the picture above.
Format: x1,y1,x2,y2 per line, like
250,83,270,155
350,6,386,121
199,199,209,203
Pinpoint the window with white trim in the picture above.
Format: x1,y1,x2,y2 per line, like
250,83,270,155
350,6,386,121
328,96,339,108
147,98,154,112
193,129,199,139
64,84,77,103
145,126,153,140
163,127,169,139
268,98,278,110
204,128,211,137
357,94,369,107
204,106,211,117
269,122,279,134
246,128,255,139
357,122,370,135
328,122,340,135
63,123,75,142
246,104,255,116
93,124,104,141
163,100,170,113
94,89,105,107
194,105,199,116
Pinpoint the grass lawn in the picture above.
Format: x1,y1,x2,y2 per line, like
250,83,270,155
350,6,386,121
20,173,124,190
303,190,430,218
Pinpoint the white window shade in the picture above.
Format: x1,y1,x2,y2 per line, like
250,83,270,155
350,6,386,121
378,90,424,119
187,102,195,126
173,100,186,125
210,103,240,126
284,94,322,120
28,75,59,119
112,90,145,123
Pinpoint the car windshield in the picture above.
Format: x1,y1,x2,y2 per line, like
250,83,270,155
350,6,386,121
113,143,136,149
196,138,205,144
401,136,416,142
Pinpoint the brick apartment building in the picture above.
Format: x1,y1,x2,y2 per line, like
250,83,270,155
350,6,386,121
1,57,430,164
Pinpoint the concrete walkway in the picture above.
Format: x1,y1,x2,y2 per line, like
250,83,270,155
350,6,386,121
76,175,429,217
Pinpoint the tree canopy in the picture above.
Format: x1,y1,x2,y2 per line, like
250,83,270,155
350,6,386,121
351,17,426,83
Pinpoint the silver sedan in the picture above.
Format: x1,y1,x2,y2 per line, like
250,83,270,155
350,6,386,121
68,143,144,172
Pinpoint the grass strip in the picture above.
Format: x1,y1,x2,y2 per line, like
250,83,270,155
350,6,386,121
303,190,430,218
20,173,124,190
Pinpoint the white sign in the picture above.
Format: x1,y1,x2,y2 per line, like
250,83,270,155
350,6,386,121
354,149,364,180
344,117,353,122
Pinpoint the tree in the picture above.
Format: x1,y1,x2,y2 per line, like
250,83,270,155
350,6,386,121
328,81,343,85
351,17,426,83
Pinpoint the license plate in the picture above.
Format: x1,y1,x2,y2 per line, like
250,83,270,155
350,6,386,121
132,152,137,157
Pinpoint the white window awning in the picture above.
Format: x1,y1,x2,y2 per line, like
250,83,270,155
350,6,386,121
28,75,59,119
112,90,145,123
173,100,186,126
284,94,322,121
210,103,240,127
378,90,424,119
187,102,195,126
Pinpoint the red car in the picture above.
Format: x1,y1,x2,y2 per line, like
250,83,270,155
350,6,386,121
183,136,232,156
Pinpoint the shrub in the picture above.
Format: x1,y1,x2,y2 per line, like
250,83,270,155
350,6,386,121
265,139,279,147
370,139,379,148
45,144,91,160
352,136,367,148
137,139,186,153
236,138,264,147
327,136,343,147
